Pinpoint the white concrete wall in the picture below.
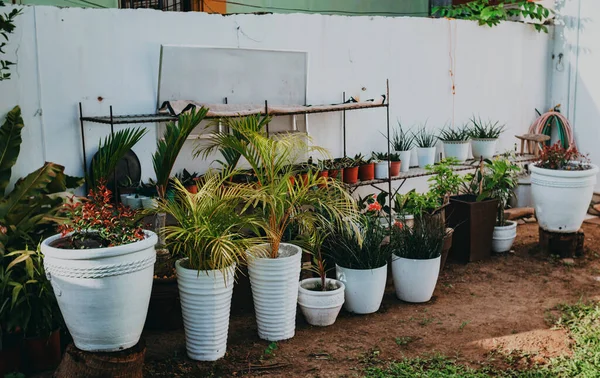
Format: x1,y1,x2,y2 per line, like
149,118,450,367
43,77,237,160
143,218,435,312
0,5,550,195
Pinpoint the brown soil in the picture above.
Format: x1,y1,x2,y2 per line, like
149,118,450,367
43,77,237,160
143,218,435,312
143,223,600,377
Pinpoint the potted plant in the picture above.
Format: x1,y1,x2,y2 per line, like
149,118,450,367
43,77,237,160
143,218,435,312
174,169,200,194
438,125,470,163
413,126,437,168
41,182,158,352
389,153,401,177
531,142,598,233
341,156,359,184
356,153,375,181
390,216,446,303
468,116,505,160
389,121,414,173
328,158,344,180
426,158,463,209
372,152,389,180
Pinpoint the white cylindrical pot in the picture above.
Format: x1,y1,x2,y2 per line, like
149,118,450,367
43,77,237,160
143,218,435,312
176,259,235,361
492,221,517,253
443,141,470,163
416,147,436,168
125,195,142,210
41,231,158,352
530,163,599,232
335,264,387,314
298,278,345,327
392,255,440,303
374,161,389,179
471,138,497,160
247,243,302,341
397,150,412,173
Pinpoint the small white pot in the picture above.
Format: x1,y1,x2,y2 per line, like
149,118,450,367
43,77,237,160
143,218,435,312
247,243,302,341
416,147,436,168
176,259,235,361
471,138,497,160
492,221,517,253
126,195,142,210
374,161,389,179
392,255,440,303
443,141,470,163
530,163,599,232
41,231,158,352
298,278,345,327
335,264,387,314
397,150,412,173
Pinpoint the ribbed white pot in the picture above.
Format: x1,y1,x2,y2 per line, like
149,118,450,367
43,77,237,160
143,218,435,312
335,264,387,314
298,278,345,327
443,141,470,163
492,221,517,253
176,259,235,361
530,163,599,232
374,161,389,179
247,243,302,341
392,255,440,303
41,231,157,352
416,147,436,168
397,150,412,173
471,138,497,160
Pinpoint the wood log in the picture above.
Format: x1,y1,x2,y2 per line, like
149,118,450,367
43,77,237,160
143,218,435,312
504,207,535,220
538,228,584,258
54,340,145,378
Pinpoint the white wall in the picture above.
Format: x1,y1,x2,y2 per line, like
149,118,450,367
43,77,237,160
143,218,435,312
0,5,550,195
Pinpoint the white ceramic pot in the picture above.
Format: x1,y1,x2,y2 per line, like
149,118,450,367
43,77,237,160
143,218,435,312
471,138,497,160
247,243,302,341
335,264,387,314
416,147,436,168
492,221,517,253
397,150,412,173
176,259,235,361
443,141,470,163
374,161,389,179
41,231,157,352
298,278,345,327
530,163,599,232
125,195,142,210
392,255,440,303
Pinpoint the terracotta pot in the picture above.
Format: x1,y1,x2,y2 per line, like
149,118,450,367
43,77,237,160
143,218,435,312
329,169,340,180
144,276,183,331
186,185,198,194
0,333,22,377
317,170,329,188
300,173,309,186
289,176,295,186
390,161,401,177
342,166,359,184
23,330,61,373
358,163,375,181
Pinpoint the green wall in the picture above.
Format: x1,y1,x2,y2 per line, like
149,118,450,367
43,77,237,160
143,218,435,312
227,0,430,16
13,0,117,8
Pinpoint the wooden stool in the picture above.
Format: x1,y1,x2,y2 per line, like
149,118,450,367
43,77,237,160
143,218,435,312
515,134,551,156
539,227,584,258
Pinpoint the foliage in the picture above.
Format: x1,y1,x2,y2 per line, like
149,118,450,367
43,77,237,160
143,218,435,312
438,124,470,142
57,182,145,248
154,107,208,199
393,189,440,217
426,158,464,206
90,127,146,188
468,116,505,139
174,168,200,187
478,158,520,226
413,126,437,148
358,193,387,217
0,3,21,81
389,216,446,260
388,153,400,162
389,121,414,152
537,142,590,171
297,231,331,291
433,0,552,33
372,152,388,162
354,153,373,166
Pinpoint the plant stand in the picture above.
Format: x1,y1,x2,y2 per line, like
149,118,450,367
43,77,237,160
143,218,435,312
539,227,584,258
54,340,145,378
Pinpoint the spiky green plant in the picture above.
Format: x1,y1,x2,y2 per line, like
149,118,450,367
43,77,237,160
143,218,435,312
438,124,471,142
469,116,505,139
389,121,415,151
413,126,437,148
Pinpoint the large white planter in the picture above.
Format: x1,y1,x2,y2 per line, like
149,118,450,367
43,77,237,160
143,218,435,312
374,161,389,179
530,163,599,232
471,138,497,160
397,150,412,173
335,264,387,314
176,259,235,361
443,141,470,163
247,243,302,341
298,278,345,327
416,147,436,168
492,221,517,253
41,231,157,352
392,255,440,303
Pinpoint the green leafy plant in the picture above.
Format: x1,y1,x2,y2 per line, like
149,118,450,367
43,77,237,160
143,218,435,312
537,142,590,171
0,3,21,81
389,153,401,162
389,215,446,260
393,190,440,218
372,152,388,162
469,116,505,139
426,158,464,206
438,125,470,142
174,169,200,187
477,158,521,226
298,230,337,291
413,126,437,148
433,0,552,33
389,121,415,152
354,153,373,166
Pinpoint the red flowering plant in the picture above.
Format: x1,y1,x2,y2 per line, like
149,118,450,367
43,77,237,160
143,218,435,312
537,142,591,171
357,193,387,217
54,181,145,249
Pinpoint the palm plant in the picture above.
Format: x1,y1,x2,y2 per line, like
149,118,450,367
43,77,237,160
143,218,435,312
413,126,437,148
469,116,505,139
476,158,520,226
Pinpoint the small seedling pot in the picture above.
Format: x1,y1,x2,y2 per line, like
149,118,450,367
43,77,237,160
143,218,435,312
342,166,359,184
374,161,389,179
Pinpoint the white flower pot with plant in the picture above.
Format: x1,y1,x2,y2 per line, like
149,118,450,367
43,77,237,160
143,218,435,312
468,117,505,160
41,184,157,352
389,121,414,173
439,125,470,163
372,152,389,180
492,221,517,253
530,143,599,233
414,126,437,168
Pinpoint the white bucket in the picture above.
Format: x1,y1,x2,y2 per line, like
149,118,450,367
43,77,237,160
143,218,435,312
397,150,412,173
416,147,436,168
491,221,517,253
471,138,497,160
335,264,387,314
392,255,440,303
298,278,345,327
374,161,389,179
443,141,470,163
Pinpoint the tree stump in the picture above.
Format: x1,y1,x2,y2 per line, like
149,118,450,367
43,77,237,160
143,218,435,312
539,227,585,258
54,340,145,378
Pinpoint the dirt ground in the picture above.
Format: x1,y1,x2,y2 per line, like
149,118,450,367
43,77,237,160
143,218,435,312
143,222,600,377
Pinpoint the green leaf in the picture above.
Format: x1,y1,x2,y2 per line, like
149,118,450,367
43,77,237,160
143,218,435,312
0,106,24,196
11,283,22,307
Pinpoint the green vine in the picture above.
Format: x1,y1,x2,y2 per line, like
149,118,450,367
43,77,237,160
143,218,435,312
0,1,22,81
433,0,552,33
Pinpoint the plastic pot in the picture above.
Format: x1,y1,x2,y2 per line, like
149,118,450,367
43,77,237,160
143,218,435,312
329,169,340,180
374,161,389,179
492,221,517,253
23,329,61,374
392,255,441,303
41,231,157,352
358,163,375,181
247,243,302,341
185,185,198,194
530,163,599,232
335,264,387,314
416,147,436,168
317,170,329,188
471,138,497,160
390,161,401,177
397,150,412,172
443,141,470,163
298,278,345,327
125,195,142,210
343,166,359,184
